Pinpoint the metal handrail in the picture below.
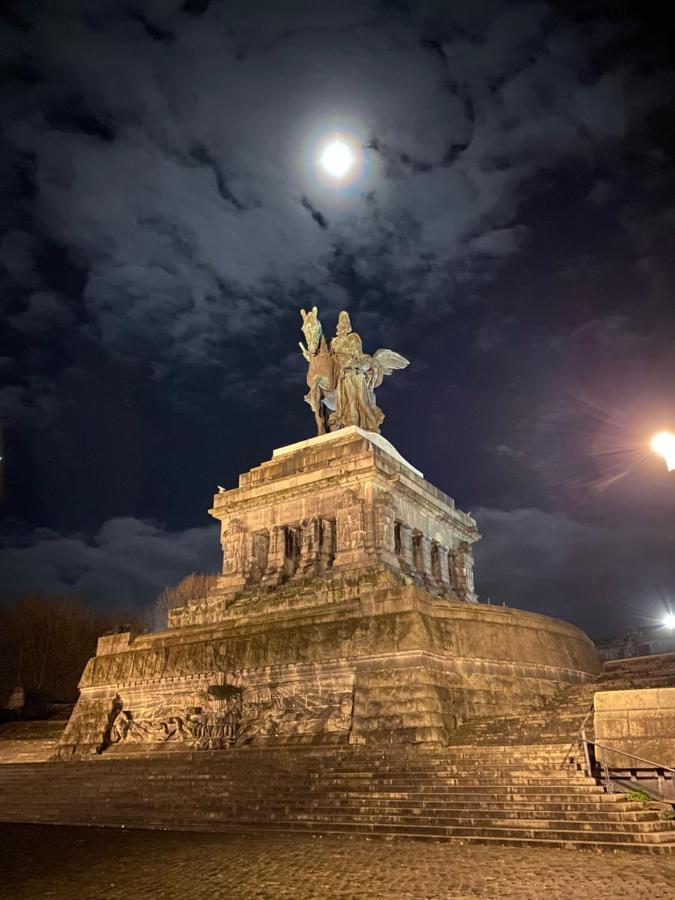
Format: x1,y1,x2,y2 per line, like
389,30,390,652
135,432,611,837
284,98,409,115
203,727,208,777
558,702,594,771
588,740,675,775
565,697,675,804
577,727,675,801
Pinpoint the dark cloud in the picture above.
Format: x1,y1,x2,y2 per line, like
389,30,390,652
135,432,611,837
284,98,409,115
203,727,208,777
0,516,220,608
3,0,670,416
474,505,675,638
1,1,675,636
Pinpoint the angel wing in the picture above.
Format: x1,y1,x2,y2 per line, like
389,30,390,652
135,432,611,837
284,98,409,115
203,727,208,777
373,348,410,376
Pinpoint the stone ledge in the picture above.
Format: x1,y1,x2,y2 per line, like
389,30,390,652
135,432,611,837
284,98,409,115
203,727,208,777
271,426,424,478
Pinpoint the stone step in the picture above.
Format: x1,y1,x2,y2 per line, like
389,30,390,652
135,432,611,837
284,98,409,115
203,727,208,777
0,721,67,741
313,786,623,801
261,803,662,822
74,795,659,824
19,803,669,839
0,740,59,764
5,807,671,848
314,779,597,790
274,812,671,835
1,714,673,857
2,811,672,853
309,768,589,779
0,786,617,807
280,797,641,813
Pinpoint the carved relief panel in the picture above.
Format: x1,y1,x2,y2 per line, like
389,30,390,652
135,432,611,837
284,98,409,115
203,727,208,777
333,487,372,571
237,683,353,743
108,684,243,751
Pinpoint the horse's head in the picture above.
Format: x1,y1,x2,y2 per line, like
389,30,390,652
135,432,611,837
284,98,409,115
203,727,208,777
300,306,322,355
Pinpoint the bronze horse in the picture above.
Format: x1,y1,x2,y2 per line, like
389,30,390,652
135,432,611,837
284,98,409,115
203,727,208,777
299,307,335,435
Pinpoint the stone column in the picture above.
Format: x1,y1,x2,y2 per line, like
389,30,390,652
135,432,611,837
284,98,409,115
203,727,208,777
397,523,415,572
463,549,477,602
262,525,287,586
282,526,301,579
375,492,398,568
248,531,269,585
219,519,251,592
298,517,321,577
318,518,336,574
450,542,477,602
432,543,451,592
413,532,433,581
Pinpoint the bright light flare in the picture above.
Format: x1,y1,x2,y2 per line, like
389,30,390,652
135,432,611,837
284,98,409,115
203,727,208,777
319,139,354,179
651,431,675,471
664,613,675,630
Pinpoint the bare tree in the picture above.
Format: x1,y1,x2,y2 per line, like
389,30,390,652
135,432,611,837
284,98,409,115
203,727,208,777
0,594,145,704
152,572,218,630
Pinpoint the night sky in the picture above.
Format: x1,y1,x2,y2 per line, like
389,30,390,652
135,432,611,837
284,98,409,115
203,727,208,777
1,1,675,638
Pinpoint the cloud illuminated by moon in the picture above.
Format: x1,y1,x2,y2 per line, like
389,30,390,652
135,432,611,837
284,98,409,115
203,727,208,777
319,138,355,179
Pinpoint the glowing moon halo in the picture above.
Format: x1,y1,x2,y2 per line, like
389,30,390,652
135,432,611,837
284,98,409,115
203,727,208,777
651,431,675,471
319,139,355,179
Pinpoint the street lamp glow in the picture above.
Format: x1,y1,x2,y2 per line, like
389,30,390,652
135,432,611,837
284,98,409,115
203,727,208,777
319,140,354,179
663,613,675,630
651,431,675,471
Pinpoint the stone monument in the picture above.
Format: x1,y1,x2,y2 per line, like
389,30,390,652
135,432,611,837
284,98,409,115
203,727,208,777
54,310,599,759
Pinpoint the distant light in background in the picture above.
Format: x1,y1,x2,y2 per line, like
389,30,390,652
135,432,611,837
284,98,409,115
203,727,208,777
664,612,675,629
319,139,354,179
651,431,675,471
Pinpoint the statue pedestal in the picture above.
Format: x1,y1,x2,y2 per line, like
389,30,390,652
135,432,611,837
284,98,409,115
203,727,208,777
55,431,600,759
203,426,478,604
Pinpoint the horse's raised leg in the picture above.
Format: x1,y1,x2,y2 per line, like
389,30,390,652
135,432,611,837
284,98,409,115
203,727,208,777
304,383,326,435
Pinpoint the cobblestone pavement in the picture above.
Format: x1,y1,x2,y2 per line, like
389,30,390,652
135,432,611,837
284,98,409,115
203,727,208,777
1,825,674,900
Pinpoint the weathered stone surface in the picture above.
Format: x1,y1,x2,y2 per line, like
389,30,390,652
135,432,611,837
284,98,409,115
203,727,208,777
594,687,675,769
192,427,479,612
53,695,120,759
54,431,600,758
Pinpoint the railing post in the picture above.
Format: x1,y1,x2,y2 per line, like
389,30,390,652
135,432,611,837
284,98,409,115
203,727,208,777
580,725,592,778
602,760,614,794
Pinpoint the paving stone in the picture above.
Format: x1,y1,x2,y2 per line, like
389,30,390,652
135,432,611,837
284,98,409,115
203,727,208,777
1,824,674,900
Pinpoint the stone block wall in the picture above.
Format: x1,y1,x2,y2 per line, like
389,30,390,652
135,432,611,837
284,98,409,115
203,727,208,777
594,688,675,769
53,429,602,757
54,574,599,758
352,661,457,746
174,427,481,626
53,695,120,759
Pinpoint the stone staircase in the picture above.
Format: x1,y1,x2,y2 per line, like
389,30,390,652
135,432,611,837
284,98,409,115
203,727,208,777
450,651,675,747
0,720,68,764
0,653,673,852
0,742,673,852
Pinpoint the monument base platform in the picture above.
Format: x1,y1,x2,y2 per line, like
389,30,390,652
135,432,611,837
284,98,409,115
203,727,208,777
54,429,599,758
55,564,599,758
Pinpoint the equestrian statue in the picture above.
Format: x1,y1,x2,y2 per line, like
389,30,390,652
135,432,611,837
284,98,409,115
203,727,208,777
299,307,409,435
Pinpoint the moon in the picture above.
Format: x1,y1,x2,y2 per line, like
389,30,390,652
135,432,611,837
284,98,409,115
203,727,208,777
319,139,355,179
